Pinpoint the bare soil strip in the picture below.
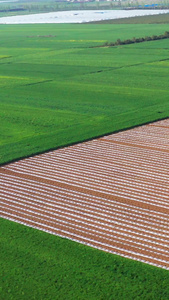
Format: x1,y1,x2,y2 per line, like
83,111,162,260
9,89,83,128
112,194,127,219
1,119,169,269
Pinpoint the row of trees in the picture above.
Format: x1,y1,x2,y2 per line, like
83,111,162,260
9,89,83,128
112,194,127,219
103,31,169,47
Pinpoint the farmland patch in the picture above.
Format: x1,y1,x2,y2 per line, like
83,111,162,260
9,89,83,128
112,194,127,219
1,118,169,269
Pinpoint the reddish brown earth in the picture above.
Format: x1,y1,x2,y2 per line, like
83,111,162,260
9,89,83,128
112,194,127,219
1,119,169,269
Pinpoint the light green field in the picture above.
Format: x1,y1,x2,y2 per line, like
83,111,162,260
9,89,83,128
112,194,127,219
0,24,169,165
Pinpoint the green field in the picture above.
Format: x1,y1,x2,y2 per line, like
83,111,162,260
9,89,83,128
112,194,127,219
1,217,169,300
0,23,169,165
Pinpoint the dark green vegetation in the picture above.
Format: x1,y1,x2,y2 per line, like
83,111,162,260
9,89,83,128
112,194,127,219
92,12,169,24
1,217,169,300
1,23,169,165
101,30,169,47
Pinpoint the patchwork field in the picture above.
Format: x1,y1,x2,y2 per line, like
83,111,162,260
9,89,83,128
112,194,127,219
0,24,169,165
1,22,169,298
1,118,169,270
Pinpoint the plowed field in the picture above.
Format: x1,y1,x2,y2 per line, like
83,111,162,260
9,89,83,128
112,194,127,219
1,119,169,269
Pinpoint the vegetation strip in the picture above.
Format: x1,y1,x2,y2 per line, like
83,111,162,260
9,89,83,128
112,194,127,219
100,31,169,47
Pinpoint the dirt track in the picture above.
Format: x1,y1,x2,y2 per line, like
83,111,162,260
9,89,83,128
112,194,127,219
1,119,169,269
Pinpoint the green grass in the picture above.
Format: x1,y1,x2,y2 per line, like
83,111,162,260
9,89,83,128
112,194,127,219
1,217,169,300
0,24,169,165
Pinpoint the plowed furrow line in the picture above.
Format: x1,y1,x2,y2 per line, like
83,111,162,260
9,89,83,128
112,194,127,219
100,138,169,152
1,190,169,238
1,168,169,216
6,160,169,196
5,152,169,178
2,164,169,203
2,184,169,229
4,166,169,207
5,152,169,186
2,176,169,226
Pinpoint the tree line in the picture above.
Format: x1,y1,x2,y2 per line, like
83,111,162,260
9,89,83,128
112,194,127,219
103,31,169,47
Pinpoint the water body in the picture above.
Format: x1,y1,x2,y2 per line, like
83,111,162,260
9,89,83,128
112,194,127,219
0,9,168,24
